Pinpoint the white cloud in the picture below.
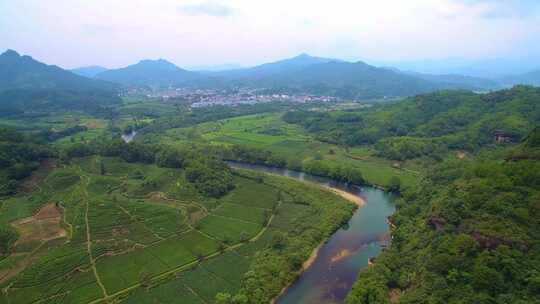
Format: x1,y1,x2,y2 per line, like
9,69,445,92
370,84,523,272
0,0,537,68
180,1,234,17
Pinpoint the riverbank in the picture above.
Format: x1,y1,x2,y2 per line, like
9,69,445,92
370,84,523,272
270,187,363,303
271,243,324,304
229,162,395,304
228,161,371,205
225,159,394,190
324,186,365,206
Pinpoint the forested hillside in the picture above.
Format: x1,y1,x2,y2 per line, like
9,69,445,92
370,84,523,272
283,85,540,160
204,59,445,99
95,59,200,87
0,50,115,91
346,130,540,304
0,89,121,117
0,127,52,196
0,50,120,116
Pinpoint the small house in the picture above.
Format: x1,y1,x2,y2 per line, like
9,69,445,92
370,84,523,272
494,130,515,143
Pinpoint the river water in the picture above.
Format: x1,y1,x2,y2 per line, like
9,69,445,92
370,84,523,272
228,162,395,304
121,131,137,143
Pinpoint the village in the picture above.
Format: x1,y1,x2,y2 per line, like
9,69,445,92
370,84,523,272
122,86,341,107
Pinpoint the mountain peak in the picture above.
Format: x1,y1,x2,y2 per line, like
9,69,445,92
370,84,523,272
138,58,174,65
294,53,313,59
135,58,180,71
1,49,21,58
287,53,342,65
96,58,198,86
0,49,116,91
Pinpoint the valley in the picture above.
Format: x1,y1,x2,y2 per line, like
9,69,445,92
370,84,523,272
1,13,539,302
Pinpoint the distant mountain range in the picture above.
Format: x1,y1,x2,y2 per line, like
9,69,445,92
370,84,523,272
0,50,115,91
101,53,538,97
71,65,108,78
500,70,540,87
2,49,539,101
376,57,540,78
222,59,443,99
395,70,500,91
94,59,200,87
207,53,342,79
195,54,498,98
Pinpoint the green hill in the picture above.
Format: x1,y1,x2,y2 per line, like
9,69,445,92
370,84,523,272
95,59,200,87
283,85,540,159
0,127,52,196
346,128,540,304
0,50,115,91
207,56,446,99
0,50,120,116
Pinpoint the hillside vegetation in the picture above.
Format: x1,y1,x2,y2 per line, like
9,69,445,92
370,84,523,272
283,85,540,160
0,50,120,116
0,127,52,196
0,50,115,91
346,131,540,304
0,136,355,304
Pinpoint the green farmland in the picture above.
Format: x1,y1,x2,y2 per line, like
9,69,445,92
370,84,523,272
157,113,421,188
0,156,355,303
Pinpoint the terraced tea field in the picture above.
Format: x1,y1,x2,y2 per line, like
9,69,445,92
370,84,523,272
157,113,420,188
0,156,355,303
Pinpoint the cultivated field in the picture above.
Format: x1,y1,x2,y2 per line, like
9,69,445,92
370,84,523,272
159,113,420,188
0,156,354,303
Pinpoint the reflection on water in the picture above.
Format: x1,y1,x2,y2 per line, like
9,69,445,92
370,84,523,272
121,131,137,143
228,162,395,304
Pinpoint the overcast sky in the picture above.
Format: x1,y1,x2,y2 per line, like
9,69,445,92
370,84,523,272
0,0,539,69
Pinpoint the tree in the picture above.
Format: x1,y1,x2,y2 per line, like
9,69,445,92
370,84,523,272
218,242,226,253
100,161,106,175
388,176,401,193
139,271,152,288
473,265,504,294
232,294,248,304
215,293,232,304
240,231,250,243
271,231,287,250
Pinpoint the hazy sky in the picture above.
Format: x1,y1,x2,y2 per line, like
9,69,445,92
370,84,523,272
1,0,539,69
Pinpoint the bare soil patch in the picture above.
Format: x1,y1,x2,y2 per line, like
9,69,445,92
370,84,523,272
324,186,365,206
330,248,356,264
11,203,67,248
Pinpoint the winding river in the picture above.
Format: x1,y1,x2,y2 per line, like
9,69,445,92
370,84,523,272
228,162,396,304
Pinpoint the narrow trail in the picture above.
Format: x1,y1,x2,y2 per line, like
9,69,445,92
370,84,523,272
80,172,109,300
88,195,283,303
117,204,165,241
59,202,74,239
184,283,209,304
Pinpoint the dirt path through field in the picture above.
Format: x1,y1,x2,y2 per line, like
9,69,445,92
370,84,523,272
88,186,284,303
80,171,109,299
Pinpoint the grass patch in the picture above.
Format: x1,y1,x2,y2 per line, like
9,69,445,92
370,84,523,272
198,215,261,244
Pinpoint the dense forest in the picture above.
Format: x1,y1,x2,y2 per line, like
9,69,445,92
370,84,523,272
63,138,235,198
0,89,121,116
283,85,540,160
274,86,540,303
346,129,540,304
0,127,52,196
220,144,366,185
